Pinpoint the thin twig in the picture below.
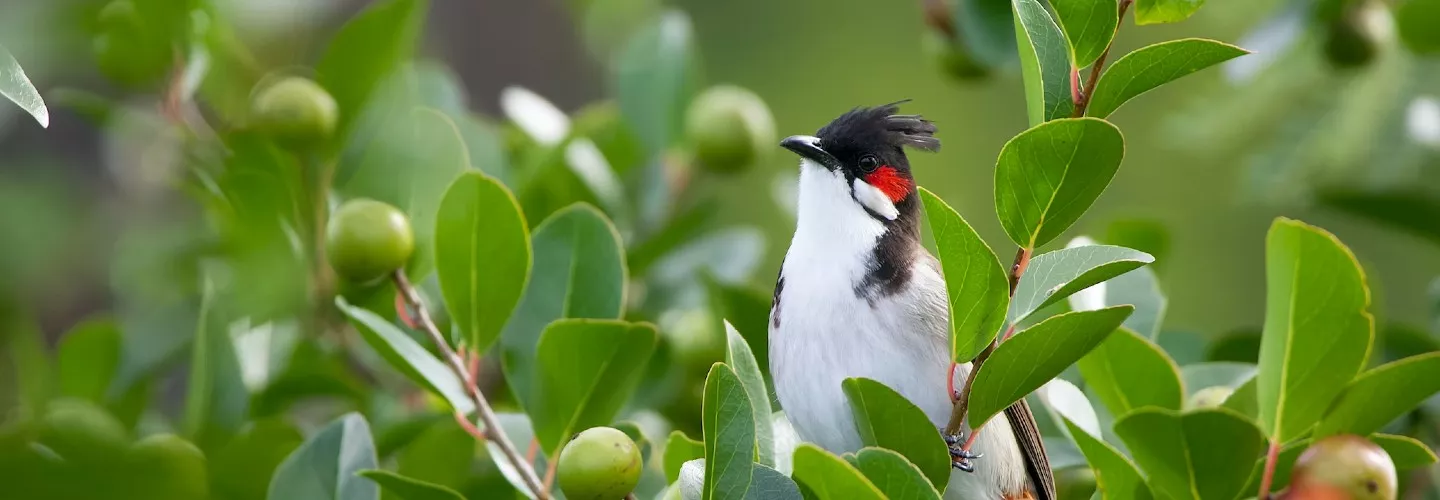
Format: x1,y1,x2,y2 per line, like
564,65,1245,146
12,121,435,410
392,271,549,499
543,458,558,493
1072,0,1134,117
920,0,956,39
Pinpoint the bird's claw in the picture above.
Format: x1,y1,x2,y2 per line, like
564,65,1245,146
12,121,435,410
941,428,981,473
950,448,982,472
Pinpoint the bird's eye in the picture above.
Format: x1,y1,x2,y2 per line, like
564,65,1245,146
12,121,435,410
859,155,880,172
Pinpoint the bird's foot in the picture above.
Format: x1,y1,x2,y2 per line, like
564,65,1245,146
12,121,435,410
950,447,982,472
941,429,981,473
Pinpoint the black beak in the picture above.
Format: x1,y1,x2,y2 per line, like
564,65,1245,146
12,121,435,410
780,135,840,171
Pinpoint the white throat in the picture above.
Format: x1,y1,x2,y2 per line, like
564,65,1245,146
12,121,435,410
789,161,887,277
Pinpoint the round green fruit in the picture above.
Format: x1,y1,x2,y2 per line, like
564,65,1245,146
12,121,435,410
38,399,130,463
557,427,642,500
326,199,415,284
251,76,338,148
1290,435,1397,500
685,85,775,174
128,434,209,500
1186,386,1235,410
1054,466,1098,500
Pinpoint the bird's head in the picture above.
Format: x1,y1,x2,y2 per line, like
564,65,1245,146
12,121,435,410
780,101,939,222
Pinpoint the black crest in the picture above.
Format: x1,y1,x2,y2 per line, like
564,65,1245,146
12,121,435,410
815,100,941,155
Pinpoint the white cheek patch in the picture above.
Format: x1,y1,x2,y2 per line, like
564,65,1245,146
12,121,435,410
852,178,899,221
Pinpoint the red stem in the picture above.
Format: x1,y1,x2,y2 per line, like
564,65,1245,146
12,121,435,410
1072,0,1134,117
1258,441,1281,500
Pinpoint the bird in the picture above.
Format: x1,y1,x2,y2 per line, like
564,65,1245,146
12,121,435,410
769,102,1053,500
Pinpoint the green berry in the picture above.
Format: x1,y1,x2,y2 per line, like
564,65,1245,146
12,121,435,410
1054,466,1098,500
251,76,338,148
557,427,642,500
128,434,209,500
38,399,130,464
326,199,414,284
685,85,775,174
1291,435,1397,500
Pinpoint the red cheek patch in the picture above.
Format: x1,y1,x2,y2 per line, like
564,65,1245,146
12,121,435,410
864,166,912,202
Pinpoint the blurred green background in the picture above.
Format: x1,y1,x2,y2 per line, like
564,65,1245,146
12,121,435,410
2,0,1436,340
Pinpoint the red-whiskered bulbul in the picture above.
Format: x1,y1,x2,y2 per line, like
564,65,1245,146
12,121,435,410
770,103,1053,500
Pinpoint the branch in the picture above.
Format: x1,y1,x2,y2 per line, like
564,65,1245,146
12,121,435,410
943,247,1031,441
392,271,550,500
1072,0,1134,118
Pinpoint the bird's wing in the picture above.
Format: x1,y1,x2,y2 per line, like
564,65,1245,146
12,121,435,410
1005,399,1055,500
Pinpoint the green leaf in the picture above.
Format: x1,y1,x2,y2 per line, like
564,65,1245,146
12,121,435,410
1179,362,1256,396
531,319,657,455
1078,327,1183,417
614,10,697,155
970,306,1133,427
1052,0,1119,67
1133,0,1205,24
746,464,804,500
994,118,1126,249
1086,39,1248,118
210,419,304,500
1314,352,1440,438
725,321,774,466
852,448,943,500
1398,0,1440,54
841,378,951,491
0,45,48,127
664,430,705,483
56,317,121,403
1066,237,1168,337
435,171,531,352
1257,218,1374,444
346,108,473,278
267,413,379,500
1371,434,1438,470
918,187,1009,363
1059,416,1153,500
1010,244,1153,325
1220,376,1259,421
316,0,425,135
1113,408,1265,500
790,444,885,500
702,363,755,500
1104,218,1171,265
500,204,626,411
357,470,464,500
1013,0,1076,125
334,297,472,414
183,278,248,446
